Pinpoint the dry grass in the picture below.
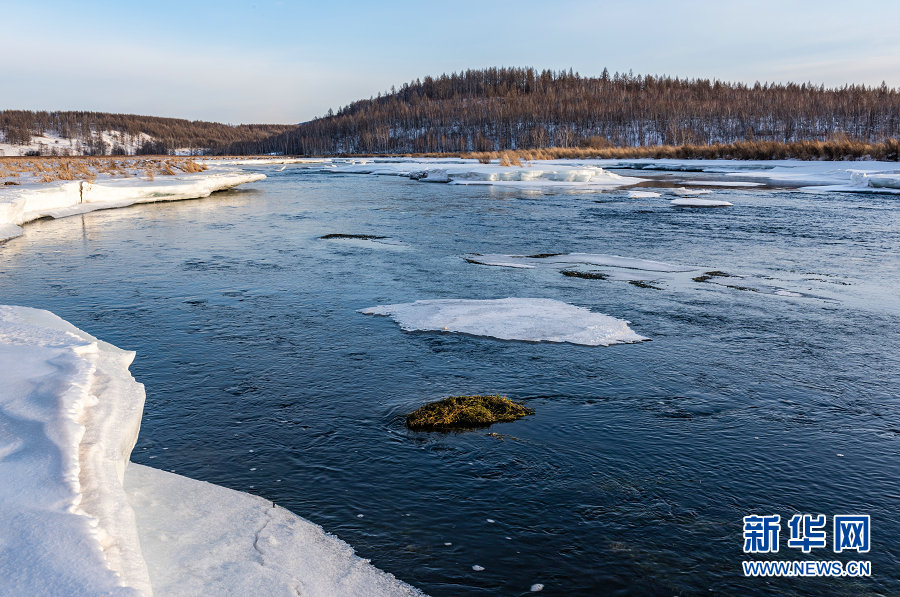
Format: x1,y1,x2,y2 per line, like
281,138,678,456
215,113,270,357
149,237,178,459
396,138,900,163
0,156,208,185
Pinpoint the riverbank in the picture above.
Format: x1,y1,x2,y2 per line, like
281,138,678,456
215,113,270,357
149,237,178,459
0,305,422,596
0,159,266,242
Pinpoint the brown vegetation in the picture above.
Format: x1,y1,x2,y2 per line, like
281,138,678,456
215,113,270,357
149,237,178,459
406,395,534,431
441,138,900,162
0,156,208,184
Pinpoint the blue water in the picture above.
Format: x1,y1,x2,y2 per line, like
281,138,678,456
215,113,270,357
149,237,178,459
1,166,898,595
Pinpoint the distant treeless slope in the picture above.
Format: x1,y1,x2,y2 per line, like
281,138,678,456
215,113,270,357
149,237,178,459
0,110,294,156
226,66,900,156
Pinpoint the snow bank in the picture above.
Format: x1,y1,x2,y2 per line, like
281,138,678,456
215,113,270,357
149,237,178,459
670,198,733,207
319,158,644,189
464,252,694,272
208,158,326,166
0,306,422,597
0,169,265,242
360,298,648,346
189,156,900,195
0,305,151,595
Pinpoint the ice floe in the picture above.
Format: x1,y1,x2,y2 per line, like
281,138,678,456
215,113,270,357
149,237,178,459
670,198,733,207
0,169,265,242
627,190,662,198
0,305,421,596
359,298,648,346
670,187,713,196
463,252,694,272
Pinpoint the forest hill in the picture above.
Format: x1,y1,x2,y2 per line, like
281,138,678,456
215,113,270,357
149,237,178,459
228,67,900,158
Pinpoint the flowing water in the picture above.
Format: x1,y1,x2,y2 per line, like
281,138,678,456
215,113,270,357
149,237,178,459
1,165,898,595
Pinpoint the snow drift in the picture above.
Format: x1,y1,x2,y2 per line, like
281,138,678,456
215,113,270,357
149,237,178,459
360,298,648,346
0,306,421,597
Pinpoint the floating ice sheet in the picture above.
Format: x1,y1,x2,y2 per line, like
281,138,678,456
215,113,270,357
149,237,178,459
360,298,648,346
670,187,713,196
463,252,694,272
627,190,662,198
670,198,733,207
125,465,422,597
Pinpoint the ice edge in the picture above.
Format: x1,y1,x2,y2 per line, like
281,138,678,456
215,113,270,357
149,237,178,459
0,305,423,597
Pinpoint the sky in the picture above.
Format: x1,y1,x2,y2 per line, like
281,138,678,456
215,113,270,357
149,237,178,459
3,0,899,124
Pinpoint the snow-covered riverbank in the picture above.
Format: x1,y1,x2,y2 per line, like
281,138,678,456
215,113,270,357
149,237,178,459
0,306,422,596
304,156,900,194
0,169,265,242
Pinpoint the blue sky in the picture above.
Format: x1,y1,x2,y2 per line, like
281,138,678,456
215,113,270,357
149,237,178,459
3,1,899,124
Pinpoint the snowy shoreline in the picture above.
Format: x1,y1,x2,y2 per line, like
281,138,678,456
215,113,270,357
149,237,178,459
0,306,422,596
305,156,900,194
0,168,266,242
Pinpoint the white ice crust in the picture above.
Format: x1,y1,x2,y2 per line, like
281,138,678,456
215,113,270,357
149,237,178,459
464,252,694,272
0,169,265,242
670,187,713,196
125,465,423,597
360,298,648,346
0,306,422,597
669,198,733,207
627,190,662,198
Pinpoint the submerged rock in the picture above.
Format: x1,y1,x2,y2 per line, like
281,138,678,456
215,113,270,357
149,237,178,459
561,270,609,280
319,233,389,240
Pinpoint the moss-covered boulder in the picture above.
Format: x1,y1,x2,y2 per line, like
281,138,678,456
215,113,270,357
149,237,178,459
406,395,534,431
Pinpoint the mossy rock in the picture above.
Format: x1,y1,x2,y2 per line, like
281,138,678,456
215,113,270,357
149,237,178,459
406,395,534,431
